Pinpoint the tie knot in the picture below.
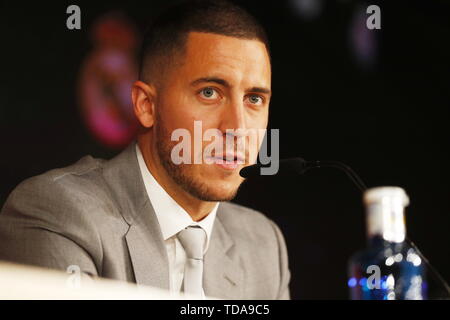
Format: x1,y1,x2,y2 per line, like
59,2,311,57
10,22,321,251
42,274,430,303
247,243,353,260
177,226,206,260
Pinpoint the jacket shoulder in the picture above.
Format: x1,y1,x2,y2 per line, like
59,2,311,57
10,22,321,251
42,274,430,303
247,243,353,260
0,155,110,274
1,155,111,225
33,155,104,183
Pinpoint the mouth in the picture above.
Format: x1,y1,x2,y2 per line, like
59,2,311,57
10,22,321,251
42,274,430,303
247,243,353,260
206,154,245,171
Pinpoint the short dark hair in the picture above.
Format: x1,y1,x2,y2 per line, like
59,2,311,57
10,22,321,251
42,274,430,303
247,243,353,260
138,0,270,87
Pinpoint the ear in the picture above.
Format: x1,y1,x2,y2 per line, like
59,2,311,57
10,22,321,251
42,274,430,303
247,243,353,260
132,80,157,128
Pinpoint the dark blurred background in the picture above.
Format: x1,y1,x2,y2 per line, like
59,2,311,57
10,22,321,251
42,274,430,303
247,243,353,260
1,0,449,299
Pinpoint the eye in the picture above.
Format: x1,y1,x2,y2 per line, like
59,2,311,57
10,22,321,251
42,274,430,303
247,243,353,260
199,87,218,99
247,94,264,106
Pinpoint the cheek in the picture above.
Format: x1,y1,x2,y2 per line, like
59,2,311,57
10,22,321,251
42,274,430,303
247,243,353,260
246,110,269,132
160,91,220,132
158,94,193,132
247,113,269,159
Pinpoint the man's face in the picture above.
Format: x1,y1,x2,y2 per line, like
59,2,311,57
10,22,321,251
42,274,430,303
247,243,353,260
154,31,271,201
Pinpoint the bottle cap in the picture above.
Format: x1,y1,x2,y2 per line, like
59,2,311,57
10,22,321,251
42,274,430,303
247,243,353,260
364,186,409,243
364,186,410,207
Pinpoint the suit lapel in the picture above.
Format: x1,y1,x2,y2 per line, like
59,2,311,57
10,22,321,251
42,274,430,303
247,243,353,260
102,142,169,290
204,209,244,299
124,199,169,289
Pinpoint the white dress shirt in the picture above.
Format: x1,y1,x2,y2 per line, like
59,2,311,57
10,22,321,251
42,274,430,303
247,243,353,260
136,144,218,297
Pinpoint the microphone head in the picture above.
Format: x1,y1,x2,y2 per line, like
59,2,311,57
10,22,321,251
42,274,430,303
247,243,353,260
239,158,309,178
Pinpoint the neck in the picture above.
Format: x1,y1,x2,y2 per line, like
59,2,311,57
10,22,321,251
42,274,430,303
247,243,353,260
137,135,216,222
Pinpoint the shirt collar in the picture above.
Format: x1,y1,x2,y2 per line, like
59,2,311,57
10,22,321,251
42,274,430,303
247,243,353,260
136,144,218,252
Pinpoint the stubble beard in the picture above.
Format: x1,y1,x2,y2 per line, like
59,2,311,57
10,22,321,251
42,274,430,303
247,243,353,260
155,118,240,202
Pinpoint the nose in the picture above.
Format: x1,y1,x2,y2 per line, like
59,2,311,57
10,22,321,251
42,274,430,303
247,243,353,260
218,98,247,135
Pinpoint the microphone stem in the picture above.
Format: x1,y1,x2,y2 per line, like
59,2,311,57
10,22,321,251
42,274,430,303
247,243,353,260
309,160,368,192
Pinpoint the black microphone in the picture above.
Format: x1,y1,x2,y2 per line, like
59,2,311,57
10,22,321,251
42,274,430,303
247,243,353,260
240,158,308,178
240,158,367,192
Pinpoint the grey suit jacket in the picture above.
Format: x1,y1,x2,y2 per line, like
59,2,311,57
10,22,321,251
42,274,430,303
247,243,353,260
0,143,290,299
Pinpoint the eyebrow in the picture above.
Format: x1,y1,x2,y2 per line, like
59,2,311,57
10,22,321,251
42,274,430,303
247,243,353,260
248,86,272,95
190,77,272,96
191,77,228,87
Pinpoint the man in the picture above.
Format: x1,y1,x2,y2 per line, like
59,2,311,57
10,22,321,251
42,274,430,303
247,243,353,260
0,0,290,299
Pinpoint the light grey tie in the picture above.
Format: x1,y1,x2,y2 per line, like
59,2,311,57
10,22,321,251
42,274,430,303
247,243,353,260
177,226,206,297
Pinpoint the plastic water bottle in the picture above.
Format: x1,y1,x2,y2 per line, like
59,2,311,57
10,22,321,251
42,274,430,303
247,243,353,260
348,187,427,300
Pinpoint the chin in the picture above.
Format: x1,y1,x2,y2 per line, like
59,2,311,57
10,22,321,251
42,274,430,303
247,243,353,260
196,177,242,202
167,163,243,202
204,187,239,202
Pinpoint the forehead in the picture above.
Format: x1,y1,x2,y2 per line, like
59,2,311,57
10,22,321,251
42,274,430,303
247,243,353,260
178,31,271,87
